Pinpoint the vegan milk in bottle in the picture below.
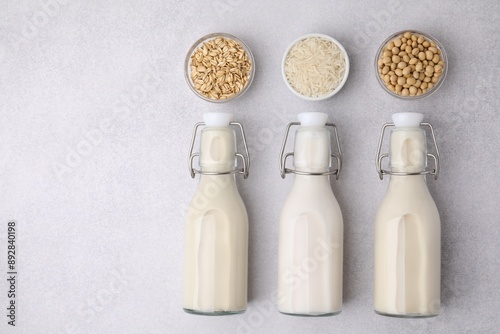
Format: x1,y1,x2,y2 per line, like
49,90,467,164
374,112,441,317
278,112,343,316
183,113,250,315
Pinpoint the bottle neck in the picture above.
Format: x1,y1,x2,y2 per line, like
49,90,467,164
199,126,237,174
293,126,330,174
389,126,427,174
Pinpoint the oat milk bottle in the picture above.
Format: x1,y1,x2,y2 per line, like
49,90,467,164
374,112,441,317
183,112,250,315
278,112,343,316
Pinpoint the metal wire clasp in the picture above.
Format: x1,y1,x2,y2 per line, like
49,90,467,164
376,122,440,180
279,122,342,180
188,122,250,179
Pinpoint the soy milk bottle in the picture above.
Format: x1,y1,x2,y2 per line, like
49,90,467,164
374,112,441,317
278,112,343,316
183,113,250,315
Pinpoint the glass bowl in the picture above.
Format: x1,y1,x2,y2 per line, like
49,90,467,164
282,33,349,101
374,30,447,99
184,33,255,103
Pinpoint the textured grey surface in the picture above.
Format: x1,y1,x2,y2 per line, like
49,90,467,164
0,0,499,333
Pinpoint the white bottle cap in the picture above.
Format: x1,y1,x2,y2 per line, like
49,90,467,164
392,112,424,127
203,112,233,127
297,112,328,126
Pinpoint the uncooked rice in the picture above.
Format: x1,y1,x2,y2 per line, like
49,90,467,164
284,37,346,97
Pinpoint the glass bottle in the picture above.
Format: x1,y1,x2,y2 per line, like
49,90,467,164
278,112,343,316
183,112,250,315
374,112,441,317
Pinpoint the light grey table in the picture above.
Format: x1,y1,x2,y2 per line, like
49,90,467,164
0,0,499,333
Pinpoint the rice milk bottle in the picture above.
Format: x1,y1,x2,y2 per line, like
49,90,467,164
278,112,343,316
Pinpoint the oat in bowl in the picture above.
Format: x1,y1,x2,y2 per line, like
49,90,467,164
185,33,255,102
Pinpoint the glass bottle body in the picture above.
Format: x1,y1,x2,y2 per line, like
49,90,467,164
374,175,440,317
279,174,343,316
184,174,248,315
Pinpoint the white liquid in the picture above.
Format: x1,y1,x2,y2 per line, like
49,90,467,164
374,126,441,317
183,126,248,314
278,125,343,316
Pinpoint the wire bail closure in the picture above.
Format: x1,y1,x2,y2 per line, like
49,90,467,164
376,122,440,180
279,122,342,180
188,122,250,179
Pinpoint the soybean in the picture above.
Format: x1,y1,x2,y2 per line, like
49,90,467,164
377,31,445,96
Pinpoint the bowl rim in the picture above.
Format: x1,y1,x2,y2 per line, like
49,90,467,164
374,29,448,100
281,33,350,101
184,32,255,103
